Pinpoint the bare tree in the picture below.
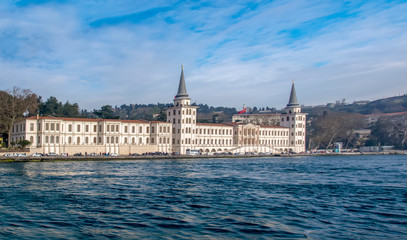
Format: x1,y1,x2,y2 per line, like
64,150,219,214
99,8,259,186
309,112,365,150
0,87,38,147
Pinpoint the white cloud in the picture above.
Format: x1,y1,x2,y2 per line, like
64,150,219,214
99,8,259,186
0,0,406,111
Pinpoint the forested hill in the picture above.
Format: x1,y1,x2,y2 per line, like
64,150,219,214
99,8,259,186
303,95,407,116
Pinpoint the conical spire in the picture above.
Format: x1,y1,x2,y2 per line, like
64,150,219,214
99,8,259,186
287,80,299,107
175,65,189,99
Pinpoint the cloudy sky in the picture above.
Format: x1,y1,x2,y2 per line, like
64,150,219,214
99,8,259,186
1,0,406,110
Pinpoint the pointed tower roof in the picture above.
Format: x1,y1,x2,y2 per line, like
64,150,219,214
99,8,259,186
287,80,300,107
175,65,189,99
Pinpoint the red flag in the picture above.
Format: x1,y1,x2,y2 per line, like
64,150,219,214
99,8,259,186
238,108,246,114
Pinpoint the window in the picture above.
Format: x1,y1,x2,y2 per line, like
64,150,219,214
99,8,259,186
124,126,128,133
45,136,49,143
116,137,119,144
68,124,72,132
94,125,97,132
124,137,128,144
152,127,154,133
30,136,34,143
56,123,60,131
107,125,110,132
132,126,135,133
56,136,59,144
30,123,34,131
85,125,89,132
116,125,119,132
45,123,49,131
51,123,55,131
77,137,80,145
139,126,142,133
77,125,81,132
93,137,96,144
147,127,149,133
68,137,72,144
85,137,89,144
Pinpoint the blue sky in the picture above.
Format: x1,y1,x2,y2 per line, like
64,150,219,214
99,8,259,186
1,0,406,110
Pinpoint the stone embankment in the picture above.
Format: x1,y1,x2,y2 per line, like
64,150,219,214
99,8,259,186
0,151,405,163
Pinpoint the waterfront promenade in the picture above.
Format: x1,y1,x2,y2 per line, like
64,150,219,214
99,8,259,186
1,151,405,163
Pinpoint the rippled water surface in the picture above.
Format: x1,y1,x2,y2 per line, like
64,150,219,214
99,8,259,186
1,155,407,239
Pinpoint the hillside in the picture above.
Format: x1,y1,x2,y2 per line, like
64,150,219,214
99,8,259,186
303,95,407,116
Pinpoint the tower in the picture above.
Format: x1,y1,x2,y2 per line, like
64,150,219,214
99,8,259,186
280,80,307,153
166,66,198,154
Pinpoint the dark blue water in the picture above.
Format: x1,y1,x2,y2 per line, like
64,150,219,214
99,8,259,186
1,155,406,239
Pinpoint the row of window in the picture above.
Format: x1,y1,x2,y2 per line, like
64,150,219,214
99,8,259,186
36,136,171,145
12,124,26,133
171,118,196,124
23,122,171,135
281,116,306,122
173,138,233,146
260,130,289,136
198,128,233,135
169,109,196,116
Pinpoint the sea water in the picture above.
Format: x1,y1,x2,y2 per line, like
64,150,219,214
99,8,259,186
0,155,406,239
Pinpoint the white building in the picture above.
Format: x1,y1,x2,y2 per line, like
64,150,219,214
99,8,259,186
11,67,306,155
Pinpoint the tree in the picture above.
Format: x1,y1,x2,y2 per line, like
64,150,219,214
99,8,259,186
0,87,38,147
39,96,80,117
18,140,31,149
369,114,407,149
308,111,365,150
93,105,119,119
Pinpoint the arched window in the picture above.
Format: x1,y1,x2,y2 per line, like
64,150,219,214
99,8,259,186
77,137,80,145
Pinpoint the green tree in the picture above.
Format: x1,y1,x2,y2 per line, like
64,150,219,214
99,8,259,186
94,105,119,119
18,140,31,149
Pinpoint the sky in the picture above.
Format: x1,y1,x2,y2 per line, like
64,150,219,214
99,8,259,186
0,0,406,111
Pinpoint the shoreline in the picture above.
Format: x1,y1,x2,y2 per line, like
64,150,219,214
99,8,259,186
0,151,405,163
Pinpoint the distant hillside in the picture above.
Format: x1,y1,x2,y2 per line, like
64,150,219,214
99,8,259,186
303,95,407,116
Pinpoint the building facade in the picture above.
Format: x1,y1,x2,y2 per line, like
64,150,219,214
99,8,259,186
11,68,306,155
